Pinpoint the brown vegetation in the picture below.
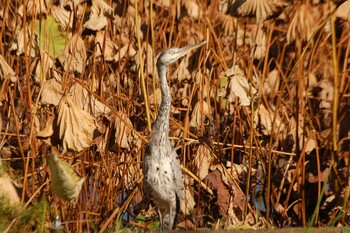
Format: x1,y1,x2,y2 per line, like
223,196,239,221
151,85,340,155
0,0,350,231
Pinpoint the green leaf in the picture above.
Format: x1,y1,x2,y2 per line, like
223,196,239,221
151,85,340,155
220,75,228,88
35,16,66,58
47,152,85,203
135,215,145,223
219,75,228,109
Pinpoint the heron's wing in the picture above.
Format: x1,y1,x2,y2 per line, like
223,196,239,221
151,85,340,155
169,147,184,199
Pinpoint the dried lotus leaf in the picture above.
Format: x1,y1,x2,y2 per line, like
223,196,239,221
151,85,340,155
69,83,111,118
57,95,98,152
0,55,17,82
40,78,63,106
193,144,214,179
336,0,350,21
190,101,212,130
287,4,315,44
10,26,39,57
226,66,257,107
58,34,86,74
238,0,283,23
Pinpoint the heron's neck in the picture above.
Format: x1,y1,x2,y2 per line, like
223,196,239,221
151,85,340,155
153,64,170,136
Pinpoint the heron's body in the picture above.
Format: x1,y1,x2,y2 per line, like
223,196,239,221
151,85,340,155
143,41,206,230
144,135,183,229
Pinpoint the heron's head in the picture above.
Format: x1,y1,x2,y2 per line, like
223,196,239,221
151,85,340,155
157,41,206,67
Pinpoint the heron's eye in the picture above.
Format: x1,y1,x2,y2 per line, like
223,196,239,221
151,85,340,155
169,50,175,55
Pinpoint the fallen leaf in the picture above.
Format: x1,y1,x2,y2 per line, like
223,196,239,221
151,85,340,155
64,0,84,11
153,0,171,8
307,167,330,183
227,199,241,225
172,55,191,82
149,87,162,107
176,219,195,230
304,137,316,154
114,152,141,190
281,115,315,153
226,161,257,181
216,13,238,37
204,170,230,216
82,0,113,33
92,0,114,18
273,202,285,214
114,44,130,63
18,0,49,18
210,164,249,219
318,79,334,110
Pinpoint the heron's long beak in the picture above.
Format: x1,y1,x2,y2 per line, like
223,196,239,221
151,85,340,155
176,41,207,57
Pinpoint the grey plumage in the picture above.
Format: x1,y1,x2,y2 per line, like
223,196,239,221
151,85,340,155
143,41,206,230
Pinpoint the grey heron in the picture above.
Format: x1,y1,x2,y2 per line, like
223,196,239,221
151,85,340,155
143,40,206,230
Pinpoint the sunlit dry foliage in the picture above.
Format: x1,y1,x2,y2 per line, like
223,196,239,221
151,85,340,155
0,55,17,82
336,0,350,21
182,0,202,20
254,104,284,137
18,0,51,18
287,3,316,44
262,69,280,98
58,33,86,74
69,83,111,117
250,24,267,59
57,95,98,152
110,111,140,151
216,12,239,37
94,31,119,62
218,65,257,113
190,101,212,130
10,26,39,57
237,0,284,23
51,5,73,30
40,78,63,106
30,51,54,84
1,0,350,231
193,144,214,179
